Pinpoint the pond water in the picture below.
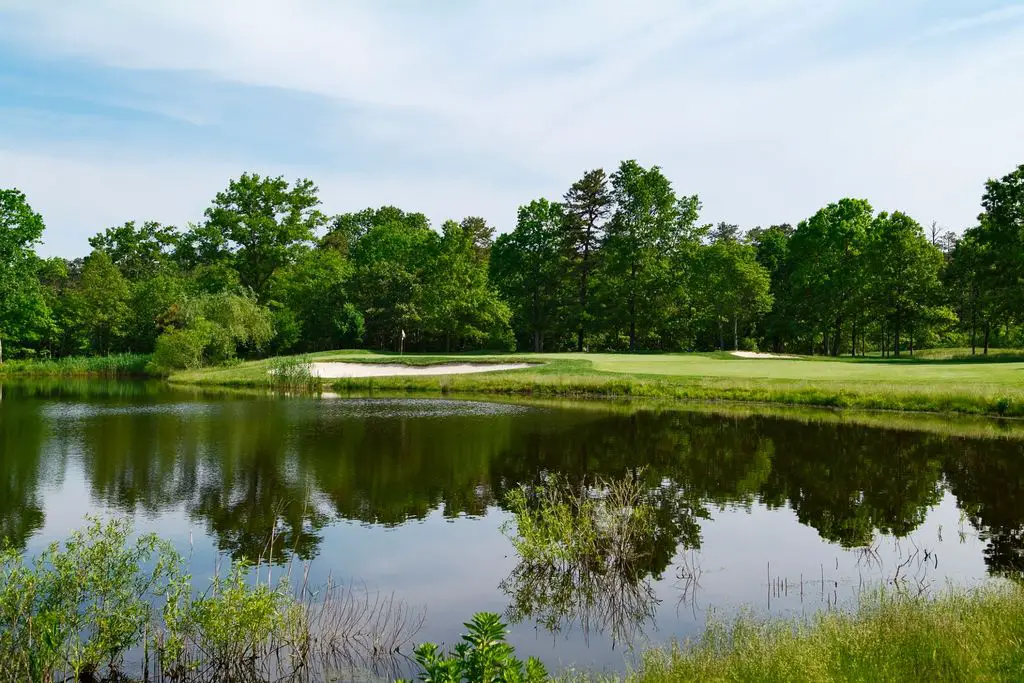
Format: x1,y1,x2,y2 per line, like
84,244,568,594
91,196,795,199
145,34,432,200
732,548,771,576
2,380,1023,678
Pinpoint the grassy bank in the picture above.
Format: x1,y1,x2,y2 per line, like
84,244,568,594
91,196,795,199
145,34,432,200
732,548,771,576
0,352,151,377
622,585,1024,682
168,349,1024,417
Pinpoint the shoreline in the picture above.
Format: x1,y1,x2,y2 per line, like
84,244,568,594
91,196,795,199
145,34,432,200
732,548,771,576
6,350,1024,419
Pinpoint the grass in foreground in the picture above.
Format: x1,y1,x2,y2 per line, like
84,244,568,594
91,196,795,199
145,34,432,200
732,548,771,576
169,349,1024,417
622,585,1024,683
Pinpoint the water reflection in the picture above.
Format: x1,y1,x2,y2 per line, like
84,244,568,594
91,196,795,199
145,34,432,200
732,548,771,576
3,382,1024,663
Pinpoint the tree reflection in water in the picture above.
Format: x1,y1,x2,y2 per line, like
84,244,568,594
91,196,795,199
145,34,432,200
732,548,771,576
499,470,703,646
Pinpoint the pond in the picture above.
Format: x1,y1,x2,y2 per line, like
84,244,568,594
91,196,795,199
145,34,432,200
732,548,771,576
2,380,1023,678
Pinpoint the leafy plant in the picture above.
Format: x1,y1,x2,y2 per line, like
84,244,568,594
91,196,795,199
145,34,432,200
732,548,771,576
160,558,305,679
0,516,179,682
405,612,548,683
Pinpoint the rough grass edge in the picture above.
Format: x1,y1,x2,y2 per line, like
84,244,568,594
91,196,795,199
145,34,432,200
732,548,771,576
0,353,153,377
608,584,1024,683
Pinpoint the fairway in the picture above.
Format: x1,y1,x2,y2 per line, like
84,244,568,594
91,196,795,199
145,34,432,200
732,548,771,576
566,353,1024,386
158,348,1024,419
288,350,1024,387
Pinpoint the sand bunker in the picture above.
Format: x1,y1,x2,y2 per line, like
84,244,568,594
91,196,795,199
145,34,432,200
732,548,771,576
308,362,533,378
730,351,798,359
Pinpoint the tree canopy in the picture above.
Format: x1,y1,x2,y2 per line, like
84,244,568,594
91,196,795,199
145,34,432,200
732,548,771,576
3,162,1024,364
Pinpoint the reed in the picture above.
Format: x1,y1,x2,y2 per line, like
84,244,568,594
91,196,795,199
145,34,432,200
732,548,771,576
0,353,152,377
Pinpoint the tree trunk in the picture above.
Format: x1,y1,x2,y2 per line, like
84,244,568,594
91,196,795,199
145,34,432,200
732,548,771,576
578,264,587,353
628,263,637,353
733,315,738,351
533,289,541,352
984,322,990,355
719,320,725,351
970,307,977,355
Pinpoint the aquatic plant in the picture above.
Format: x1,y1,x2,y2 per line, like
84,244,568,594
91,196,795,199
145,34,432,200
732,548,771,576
269,354,323,392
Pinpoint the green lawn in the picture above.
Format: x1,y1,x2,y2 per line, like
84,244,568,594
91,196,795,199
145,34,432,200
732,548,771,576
164,349,1024,418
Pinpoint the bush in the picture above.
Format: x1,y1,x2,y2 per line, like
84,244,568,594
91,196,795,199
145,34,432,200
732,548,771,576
160,559,303,679
0,517,178,681
0,517,424,682
149,292,276,371
149,324,211,372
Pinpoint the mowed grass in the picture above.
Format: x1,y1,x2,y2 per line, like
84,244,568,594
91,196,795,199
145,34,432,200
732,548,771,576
167,348,1024,418
617,586,1024,683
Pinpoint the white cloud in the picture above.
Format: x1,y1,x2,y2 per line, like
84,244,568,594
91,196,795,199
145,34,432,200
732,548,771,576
1,0,1023,254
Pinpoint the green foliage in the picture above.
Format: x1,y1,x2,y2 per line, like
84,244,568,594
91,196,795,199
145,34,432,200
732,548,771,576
0,516,419,682
500,471,701,643
423,219,513,351
602,160,689,351
787,198,874,355
405,612,549,683
269,354,323,391
160,559,303,679
150,324,211,371
89,220,180,281
189,173,326,300
350,212,440,348
0,352,150,377
697,238,773,350
0,187,49,361
11,161,1024,361
626,586,1024,683
0,516,178,681
864,211,947,356
149,291,274,371
71,250,132,354
491,199,568,352
561,168,612,351
269,248,364,352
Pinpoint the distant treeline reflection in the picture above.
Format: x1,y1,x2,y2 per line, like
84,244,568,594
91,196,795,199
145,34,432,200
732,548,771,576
2,386,1023,580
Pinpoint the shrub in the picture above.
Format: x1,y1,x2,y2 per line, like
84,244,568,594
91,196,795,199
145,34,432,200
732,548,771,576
0,517,178,681
160,559,304,679
149,324,212,372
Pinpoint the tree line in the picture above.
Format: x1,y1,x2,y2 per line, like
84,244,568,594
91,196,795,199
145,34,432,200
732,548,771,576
1,161,1022,367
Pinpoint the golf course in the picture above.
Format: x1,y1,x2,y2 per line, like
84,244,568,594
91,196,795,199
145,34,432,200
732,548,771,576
161,348,1024,418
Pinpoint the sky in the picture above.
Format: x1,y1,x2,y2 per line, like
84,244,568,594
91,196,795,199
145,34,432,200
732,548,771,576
1,0,1022,257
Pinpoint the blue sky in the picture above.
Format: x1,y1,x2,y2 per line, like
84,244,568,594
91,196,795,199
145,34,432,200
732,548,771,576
1,0,1022,257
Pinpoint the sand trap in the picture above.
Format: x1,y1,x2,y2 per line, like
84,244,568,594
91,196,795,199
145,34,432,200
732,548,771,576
307,362,533,378
731,351,799,360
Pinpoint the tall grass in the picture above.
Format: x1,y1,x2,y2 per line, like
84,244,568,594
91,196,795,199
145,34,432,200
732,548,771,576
268,355,323,392
624,585,1024,682
0,353,152,377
